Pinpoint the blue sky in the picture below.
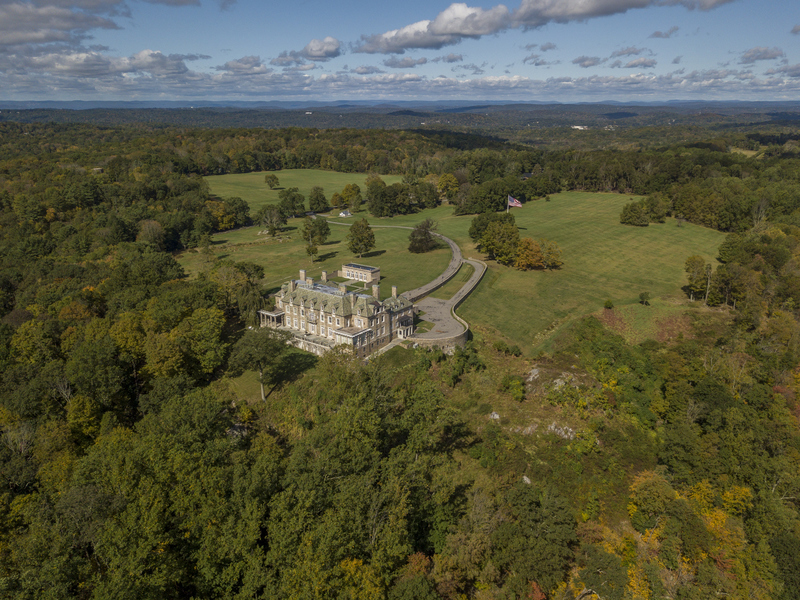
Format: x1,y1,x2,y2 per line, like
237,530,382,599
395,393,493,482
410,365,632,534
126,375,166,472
0,0,798,101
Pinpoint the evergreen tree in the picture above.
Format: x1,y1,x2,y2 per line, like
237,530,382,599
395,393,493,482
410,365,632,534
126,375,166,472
408,219,438,254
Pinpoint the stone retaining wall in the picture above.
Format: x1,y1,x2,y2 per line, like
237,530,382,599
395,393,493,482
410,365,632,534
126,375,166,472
411,328,470,352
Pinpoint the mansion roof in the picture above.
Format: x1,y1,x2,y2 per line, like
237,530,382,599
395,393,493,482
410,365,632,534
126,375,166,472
280,280,413,317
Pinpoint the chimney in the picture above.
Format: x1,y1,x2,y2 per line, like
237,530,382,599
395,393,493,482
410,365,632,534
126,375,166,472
391,285,397,298
289,280,296,292
321,271,328,282
338,283,346,293
372,284,380,299
307,277,314,287
299,269,306,282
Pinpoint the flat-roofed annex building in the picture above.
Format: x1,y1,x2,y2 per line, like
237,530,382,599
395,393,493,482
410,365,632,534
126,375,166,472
342,263,380,283
258,270,414,358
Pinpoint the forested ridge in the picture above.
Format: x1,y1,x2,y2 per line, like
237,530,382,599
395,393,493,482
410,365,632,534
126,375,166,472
1,122,800,599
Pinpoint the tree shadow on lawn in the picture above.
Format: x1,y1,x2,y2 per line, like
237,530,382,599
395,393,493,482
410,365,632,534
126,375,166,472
362,249,386,258
269,350,318,394
317,251,338,261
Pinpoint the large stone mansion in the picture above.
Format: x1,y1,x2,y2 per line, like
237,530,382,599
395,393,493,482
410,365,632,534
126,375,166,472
258,266,415,358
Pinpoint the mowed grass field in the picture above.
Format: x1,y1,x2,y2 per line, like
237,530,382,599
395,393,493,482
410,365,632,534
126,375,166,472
205,169,404,213
454,192,724,350
189,170,725,352
307,192,724,350
178,219,451,300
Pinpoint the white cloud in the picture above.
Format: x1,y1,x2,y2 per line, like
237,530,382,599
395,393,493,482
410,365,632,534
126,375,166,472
271,36,342,67
610,46,649,58
284,63,317,72
573,55,603,68
672,55,682,64
766,64,800,78
352,65,384,74
356,0,734,55
429,3,511,36
270,52,302,67
356,20,462,54
355,3,510,53
539,41,556,51
650,25,679,38
301,37,342,61
0,3,119,46
15,48,202,78
739,46,785,64
384,56,428,68
453,62,486,74
215,55,269,75
5,61,800,102
523,53,555,66
622,57,656,68
433,53,464,63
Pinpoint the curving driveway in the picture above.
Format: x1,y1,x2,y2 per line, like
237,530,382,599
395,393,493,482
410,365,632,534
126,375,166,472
413,258,486,340
324,218,485,341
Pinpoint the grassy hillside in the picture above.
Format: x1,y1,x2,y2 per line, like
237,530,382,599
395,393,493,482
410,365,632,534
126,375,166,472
455,192,725,351
204,169,404,213
177,219,451,300
187,176,726,352
313,193,725,351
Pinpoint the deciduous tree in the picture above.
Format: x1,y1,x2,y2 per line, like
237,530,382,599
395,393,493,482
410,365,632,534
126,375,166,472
437,173,459,200
540,239,563,269
480,221,519,266
515,238,544,270
255,204,286,236
278,187,305,218
228,327,291,401
264,173,280,189
346,218,376,258
341,183,362,213
309,186,329,213
302,217,331,262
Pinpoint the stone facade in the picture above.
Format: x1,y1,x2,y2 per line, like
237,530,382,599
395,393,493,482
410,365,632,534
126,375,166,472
258,270,414,358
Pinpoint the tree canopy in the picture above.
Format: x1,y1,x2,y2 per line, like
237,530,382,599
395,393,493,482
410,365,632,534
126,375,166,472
346,218,376,257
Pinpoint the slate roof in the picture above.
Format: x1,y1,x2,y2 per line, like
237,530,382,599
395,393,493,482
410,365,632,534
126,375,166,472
280,280,413,316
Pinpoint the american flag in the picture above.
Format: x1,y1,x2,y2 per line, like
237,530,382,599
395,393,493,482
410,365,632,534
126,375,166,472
507,195,522,208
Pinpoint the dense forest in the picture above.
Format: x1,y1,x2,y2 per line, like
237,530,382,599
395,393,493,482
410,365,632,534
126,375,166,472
1,120,800,599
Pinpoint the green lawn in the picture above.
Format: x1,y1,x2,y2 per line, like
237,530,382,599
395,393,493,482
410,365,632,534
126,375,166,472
429,262,475,300
181,182,725,353
177,217,451,299
205,169,404,213
316,193,723,351
455,192,725,351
